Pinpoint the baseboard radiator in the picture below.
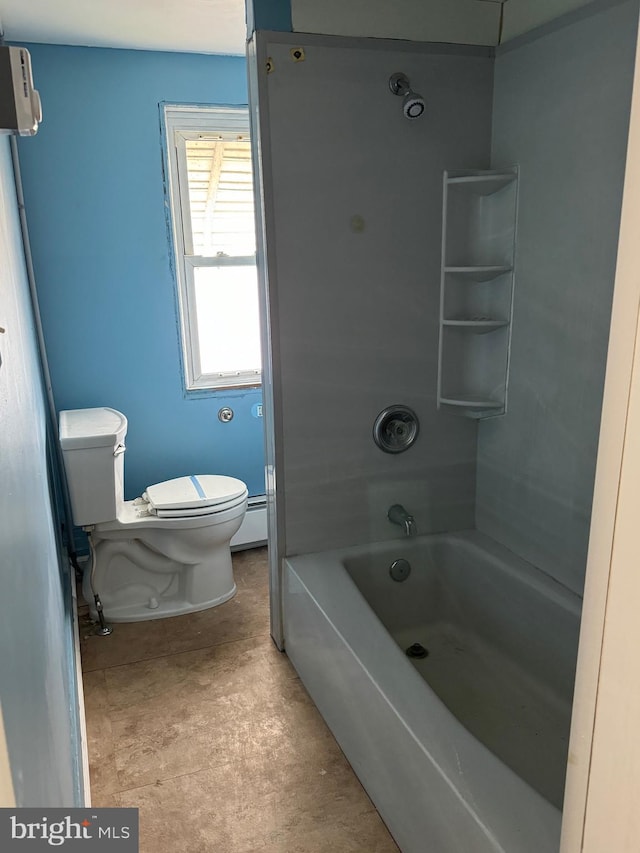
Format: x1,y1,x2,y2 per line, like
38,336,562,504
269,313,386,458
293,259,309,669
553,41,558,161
230,495,268,550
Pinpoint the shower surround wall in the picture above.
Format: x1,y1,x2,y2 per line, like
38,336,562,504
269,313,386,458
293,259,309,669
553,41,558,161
476,0,639,595
256,35,494,555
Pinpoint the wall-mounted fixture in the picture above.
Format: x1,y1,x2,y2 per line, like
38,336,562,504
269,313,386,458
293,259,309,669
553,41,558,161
437,167,519,419
373,405,419,453
389,72,425,121
0,47,42,136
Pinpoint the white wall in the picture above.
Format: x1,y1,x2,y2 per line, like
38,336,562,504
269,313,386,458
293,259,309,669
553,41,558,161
476,0,639,594
0,137,80,805
256,34,494,555
291,0,500,46
502,0,595,43
291,0,594,47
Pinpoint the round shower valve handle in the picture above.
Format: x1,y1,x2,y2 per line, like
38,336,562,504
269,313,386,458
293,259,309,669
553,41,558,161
373,405,420,453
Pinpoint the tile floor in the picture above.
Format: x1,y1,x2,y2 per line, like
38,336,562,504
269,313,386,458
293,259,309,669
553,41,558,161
79,547,400,852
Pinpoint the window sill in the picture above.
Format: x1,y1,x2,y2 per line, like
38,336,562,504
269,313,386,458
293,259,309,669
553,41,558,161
183,383,262,400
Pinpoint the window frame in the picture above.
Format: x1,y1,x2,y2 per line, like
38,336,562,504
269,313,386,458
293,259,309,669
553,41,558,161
163,104,261,392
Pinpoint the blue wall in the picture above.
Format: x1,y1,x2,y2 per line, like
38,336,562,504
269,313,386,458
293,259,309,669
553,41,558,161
0,136,81,805
18,44,265,501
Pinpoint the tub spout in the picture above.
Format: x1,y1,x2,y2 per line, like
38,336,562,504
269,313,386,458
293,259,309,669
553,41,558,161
388,504,417,537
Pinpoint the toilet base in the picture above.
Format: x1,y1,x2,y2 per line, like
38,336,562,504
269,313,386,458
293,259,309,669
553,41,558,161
88,583,237,623
83,535,238,623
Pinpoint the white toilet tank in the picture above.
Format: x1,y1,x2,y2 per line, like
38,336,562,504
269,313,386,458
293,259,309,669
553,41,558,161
59,407,128,527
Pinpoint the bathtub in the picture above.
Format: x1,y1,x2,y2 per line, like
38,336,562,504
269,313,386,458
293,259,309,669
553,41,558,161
283,530,581,853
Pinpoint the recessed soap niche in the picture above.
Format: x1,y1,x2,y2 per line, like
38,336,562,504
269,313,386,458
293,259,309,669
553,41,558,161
437,168,519,419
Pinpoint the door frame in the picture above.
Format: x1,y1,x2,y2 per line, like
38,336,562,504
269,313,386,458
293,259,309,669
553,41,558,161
0,703,15,808
560,14,640,849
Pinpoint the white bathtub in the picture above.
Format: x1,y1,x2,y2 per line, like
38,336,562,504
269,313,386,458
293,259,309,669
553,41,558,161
283,530,581,853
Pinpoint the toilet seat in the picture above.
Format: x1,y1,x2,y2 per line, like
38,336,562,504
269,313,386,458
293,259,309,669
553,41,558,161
143,475,248,519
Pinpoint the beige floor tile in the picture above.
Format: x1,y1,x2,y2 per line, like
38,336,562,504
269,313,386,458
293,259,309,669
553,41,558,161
80,551,269,672
233,546,270,587
102,635,295,710
110,660,334,790
82,670,119,799
118,748,398,853
250,812,401,853
82,669,109,711
166,588,269,657
91,791,123,808
82,546,399,851
232,545,269,572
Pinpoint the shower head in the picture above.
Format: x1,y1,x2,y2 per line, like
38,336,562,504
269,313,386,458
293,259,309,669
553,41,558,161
402,92,425,120
389,72,426,120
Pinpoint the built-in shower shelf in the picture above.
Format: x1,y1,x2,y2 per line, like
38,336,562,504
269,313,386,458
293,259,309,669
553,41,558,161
439,396,505,419
438,166,519,419
446,172,517,196
442,319,509,334
444,265,512,282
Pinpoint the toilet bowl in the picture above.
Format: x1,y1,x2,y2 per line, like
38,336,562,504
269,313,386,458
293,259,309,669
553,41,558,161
59,407,248,622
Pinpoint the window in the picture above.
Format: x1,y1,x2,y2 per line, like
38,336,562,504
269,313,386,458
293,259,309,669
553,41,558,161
164,105,261,390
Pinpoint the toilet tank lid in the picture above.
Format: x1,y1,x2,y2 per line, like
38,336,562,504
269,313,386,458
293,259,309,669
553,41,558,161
144,475,247,511
59,407,128,450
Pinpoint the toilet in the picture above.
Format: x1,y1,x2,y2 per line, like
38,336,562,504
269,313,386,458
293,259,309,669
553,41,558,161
59,407,248,623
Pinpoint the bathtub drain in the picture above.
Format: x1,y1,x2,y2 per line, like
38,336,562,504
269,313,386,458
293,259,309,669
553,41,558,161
406,642,428,659
389,558,411,582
